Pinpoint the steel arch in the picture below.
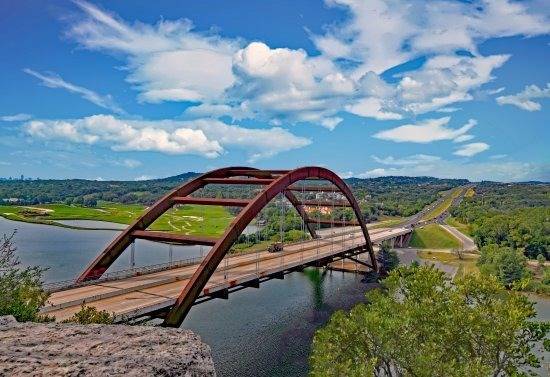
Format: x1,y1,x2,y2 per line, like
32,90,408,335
163,166,376,327
76,166,318,283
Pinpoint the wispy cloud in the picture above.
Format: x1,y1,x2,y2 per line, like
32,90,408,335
0,113,32,122
496,83,550,111
454,142,490,157
115,159,142,168
453,134,475,143
68,0,238,104
371,154,441,166
373,117,476,143
23,68,125,114
352,154,548,182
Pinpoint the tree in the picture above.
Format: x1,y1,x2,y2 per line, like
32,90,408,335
376,241,399,275
310,265,549,377
477,244,529,286
452,247,464,260
0,232,50,322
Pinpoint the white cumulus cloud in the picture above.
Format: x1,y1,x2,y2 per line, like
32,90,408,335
64,0,550,127
314,0,549,75
24,115,310,161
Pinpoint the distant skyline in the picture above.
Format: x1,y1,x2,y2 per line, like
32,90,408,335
0,0,549,182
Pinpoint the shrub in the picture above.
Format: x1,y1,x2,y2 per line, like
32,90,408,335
61,305,115,324
0,232,50,322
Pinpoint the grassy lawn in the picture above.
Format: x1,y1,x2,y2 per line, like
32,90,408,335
149,204,232,236
410,224,461,249
417,249,479,278
421,187,464,221
464,187,475,198
445,216,473,237
0,202,233,237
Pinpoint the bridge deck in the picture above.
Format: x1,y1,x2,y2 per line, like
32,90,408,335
41,227,410,322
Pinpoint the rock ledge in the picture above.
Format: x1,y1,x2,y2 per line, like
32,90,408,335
0,316,216,376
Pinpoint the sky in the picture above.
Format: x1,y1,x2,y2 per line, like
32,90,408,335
0,0,549,182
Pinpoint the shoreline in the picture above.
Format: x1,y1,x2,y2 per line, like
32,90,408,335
0,213,126,231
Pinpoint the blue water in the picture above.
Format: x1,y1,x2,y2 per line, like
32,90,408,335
1,217,548,376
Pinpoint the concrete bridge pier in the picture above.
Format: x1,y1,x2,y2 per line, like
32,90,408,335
393,232,412,248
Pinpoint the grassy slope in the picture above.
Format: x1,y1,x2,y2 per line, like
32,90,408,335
417,250,479,278
445,216,472,237
0,202,233,237
410,224,461,249
421,187,464,221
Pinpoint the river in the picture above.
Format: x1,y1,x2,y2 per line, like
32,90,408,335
1,217,548,376
0,217,369,376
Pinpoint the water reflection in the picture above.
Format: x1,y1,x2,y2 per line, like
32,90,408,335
303,268,327,310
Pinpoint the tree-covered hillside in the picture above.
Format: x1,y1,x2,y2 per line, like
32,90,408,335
0,174,466,220
451,182,550,259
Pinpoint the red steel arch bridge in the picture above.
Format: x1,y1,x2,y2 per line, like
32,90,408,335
41,167,412,327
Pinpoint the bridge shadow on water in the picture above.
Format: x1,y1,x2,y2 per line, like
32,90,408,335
182,269,376,377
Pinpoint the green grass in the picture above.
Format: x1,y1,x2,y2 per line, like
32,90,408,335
0,202,233,237
445,216,472,237
148,204,232,236
410,224,461,249
417,249,479,278
421,187,464,221
370,217,405,229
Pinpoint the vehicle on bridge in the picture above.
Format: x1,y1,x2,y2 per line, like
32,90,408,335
268,242,284,253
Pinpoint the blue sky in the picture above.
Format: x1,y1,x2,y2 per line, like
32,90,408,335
0,0,549,182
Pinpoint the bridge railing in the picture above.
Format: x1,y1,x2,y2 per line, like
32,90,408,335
42,255,204,293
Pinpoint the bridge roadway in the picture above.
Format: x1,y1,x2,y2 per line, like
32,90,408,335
41,226,411,322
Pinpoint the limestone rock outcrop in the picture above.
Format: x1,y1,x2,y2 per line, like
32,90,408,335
0,316,216,376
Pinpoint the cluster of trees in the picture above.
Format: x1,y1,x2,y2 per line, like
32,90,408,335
476,243,550,295
1,173,466,221
0,173,199,206
451,182,549,259
310,265,549,376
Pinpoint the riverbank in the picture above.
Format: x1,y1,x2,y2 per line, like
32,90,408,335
416,248,550,298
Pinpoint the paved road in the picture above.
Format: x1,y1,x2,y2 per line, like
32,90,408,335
42,226,411,322
440,224,477,251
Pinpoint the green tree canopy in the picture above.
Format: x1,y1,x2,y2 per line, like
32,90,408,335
477,244,529,286
310,265,549,377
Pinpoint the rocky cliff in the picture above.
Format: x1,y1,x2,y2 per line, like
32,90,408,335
0,316,216,376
